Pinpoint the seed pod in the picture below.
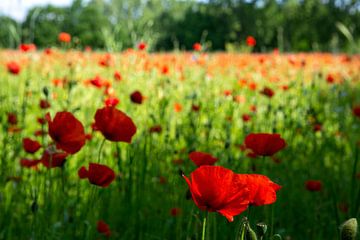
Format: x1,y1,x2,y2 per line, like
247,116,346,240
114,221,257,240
245,224,258,240
256,222,267,239
340,218,358,240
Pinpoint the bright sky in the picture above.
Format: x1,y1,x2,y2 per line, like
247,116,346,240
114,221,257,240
0,0,73,22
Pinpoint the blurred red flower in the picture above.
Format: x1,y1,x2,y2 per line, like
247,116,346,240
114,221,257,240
47,112,86,154
138,42,147,50
94,106,137,143
245,133,286,157
174,103,182,112
58,32,71,43
7,62,21,75
114,71,122,81
39,99,51,109
170,207,182,216
183,166,250,222
97,220,111,237
7,113,18,125
193,42,202,51
242,114,251,122
20,158,41,168
260,87,275,98
130,91,143,104
188,151,218,167
305,180,322,192
19,43,36,52
78,163,115,187
104,96,120,107
353,106,360,118
246,36,256,47
22,138,41,154
41,149,68,168
149,125,162,134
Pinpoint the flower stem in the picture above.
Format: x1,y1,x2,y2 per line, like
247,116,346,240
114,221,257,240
202,212,208,240
97,139,106,163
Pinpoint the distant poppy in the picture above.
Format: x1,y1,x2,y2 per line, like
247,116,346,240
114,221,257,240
37,117,46,125
244,174,281,206
97,220,111,237
260,87,275,98
170,208,182,216
39,99,51,109
192,104,200,112
183,166,250,222
78,163,115,187
7,62,21,75
161,65,169,75
94,106,137,143
242,114,251,122
44,48,52,55
104,96,120,107
313,124,322,132
19,43,36,52
23,138,41,154
114,71,122,81
246,36,256,47
149,125,162,133
98,54,113,67
244,133,286,157
138,42,147,50
47,112,86,154
305,180,322,192
130,91,143,104
7,113,18,125
188,151,218,167
353,106,360,118
326,74,335,84
174,103,182,112
41,148,68,168
58,32,71,43
193,43,202,51
20,158,41,168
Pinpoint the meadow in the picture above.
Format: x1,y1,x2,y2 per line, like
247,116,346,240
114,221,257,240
0,45,359,240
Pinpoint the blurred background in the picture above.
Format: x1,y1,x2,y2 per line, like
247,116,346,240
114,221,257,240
0,0,359,52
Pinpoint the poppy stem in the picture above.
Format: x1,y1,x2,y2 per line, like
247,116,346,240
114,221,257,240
201,212,208,240
97,139,106,163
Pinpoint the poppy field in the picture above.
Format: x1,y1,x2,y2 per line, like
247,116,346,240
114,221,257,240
0,45,360,240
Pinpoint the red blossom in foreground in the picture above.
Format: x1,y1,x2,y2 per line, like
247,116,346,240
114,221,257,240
193,42,202,51
305,180,322,192
245,133,286,157
94,106,137,143
183,166,250,222
97,220,111,238
78,163,115,187
353,106,360,118
58,32,71,43
189,151,218,167
246,36,256,47
47,112,86,154
22,138,41,154
7,62,21,75
130,91,143,104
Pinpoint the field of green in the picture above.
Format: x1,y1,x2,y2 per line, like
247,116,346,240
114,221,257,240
0,48,359,240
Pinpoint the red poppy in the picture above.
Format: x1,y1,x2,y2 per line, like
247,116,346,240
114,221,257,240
47,112,86,154
183,166,250,222
246,36,256,47
7,113,18,125
244,133,286,157
20,158,41,168
192,104,200,112
189,151,218,167
98,54,113,67
7,62,21,75
114,71,122,81
22,138,41,154
138,42,147,50
130,91,143,104
193,43,202,51
94,107,137,143
44,48,53,55
170,207,182,216
313,124,322,132
37,117,46,125
58,32,71,43
41,148,68,168
89,75,105,88
19,43,36,52
97,220,111,237
149,125,162,133
260,87,275,98
305,180,322,192
326,74,335,84
39,99,51,109
244,174,281,206
78,163,115,187
174,103,182,112
353,106,360,118
104,96,120,107
242,114,251,122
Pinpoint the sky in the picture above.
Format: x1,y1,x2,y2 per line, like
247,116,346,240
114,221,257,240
0,0,73,22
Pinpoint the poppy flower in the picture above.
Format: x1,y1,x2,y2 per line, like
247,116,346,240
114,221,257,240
192,104,200,112
353,106,360,118
149,125,162,133
246,36,256,47
114,71,122,81
7,62,21,75
260,87,275,98
244,133,286,157
305,180,322,192
44,48,53,55
189,151,218,167
58,32,71,43
94,106,137,143
39,99,51,109
41,148,68,168
97,220,111,237
242,114,251,122
20,158,41,168
23,138,41,154
78,163,115,187
130,91,143,104
193,43,202,51
98,54,113,67
313,124,322,132
326,74,335,84
244,174,281,206
170,208,182,216
161,65,169,75
183,166,250,222
47,112,86,154
174,103,182,112
7,113,18,125
19,43,36,52
104,96,120,107
138,42,147,50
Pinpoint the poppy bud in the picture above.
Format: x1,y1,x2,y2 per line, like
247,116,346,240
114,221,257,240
43,87,49,97
271,234,282,240
256,222,267,238
245,224,258,240
340,218,358,240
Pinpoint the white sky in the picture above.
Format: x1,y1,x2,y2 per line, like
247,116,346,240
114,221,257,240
0,0,73,21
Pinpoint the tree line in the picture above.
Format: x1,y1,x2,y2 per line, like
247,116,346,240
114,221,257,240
0,0,359,52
